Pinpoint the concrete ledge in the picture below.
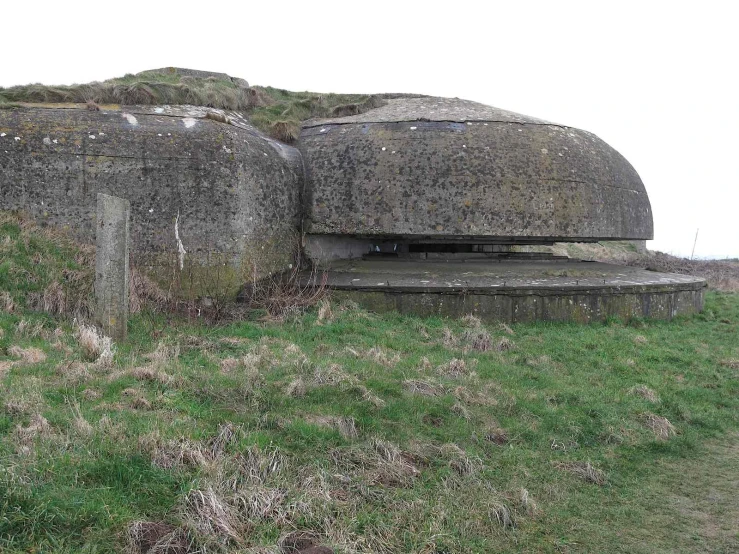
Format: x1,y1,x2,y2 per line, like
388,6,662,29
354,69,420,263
304,260,706,323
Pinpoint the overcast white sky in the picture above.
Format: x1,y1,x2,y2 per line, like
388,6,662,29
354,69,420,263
3,1,736,258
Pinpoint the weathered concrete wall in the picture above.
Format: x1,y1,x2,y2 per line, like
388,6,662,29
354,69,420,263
0,105,301,296
300,97,653,242
333,286,704,323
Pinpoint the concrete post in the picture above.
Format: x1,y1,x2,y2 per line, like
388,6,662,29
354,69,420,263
95,194,130,340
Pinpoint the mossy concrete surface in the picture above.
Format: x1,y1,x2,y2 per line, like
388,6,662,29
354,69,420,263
300,97,653,241
0,105,301,297
307,259,706,323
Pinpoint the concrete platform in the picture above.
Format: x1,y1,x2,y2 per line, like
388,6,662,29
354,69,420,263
304,259,706,323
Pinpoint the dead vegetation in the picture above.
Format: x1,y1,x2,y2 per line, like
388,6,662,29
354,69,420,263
7,345,47,365
641,413,677,440
13,414,52,446
333,439,421,488
436,358,473,378
240,258,329,321
75,323,115,366
441,325,514,353
305,415,359,440
554,461,607,485
485,426,510,445
629,384,660,403
403,379,445,397
453,384,501,407
128,521,193,554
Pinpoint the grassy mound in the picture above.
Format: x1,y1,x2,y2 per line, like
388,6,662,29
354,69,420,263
0,68,407,143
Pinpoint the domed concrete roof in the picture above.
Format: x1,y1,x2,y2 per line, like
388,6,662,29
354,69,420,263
299,96,653,242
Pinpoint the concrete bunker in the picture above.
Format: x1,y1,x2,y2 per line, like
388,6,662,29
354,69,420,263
0,71,705,322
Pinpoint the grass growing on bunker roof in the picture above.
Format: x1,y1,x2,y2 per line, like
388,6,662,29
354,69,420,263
0,69,416,143
2,249,739,551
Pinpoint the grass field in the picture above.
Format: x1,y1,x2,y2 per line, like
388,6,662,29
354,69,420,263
2,215,738,553
1,293,738,553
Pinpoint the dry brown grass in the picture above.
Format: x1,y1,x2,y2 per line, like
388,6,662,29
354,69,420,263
127,521,193,554
439,443,482,477
312,363,355,386
554,461,607,485
403,379,445,397
315,299,334,325
129,366,172,384
453,384,500,407
75,323,114,365
463,328,494,352
496,337,515,352
719,359,739,369
305,415,359,440
364,346,400,367
69,401,93,436
269,120,301,144
242,259,329,320
0,360,14,379
131,397,153,410
13,414,52,445
629,384,660,403
82,388,101,401
140,433,210,470
353,384,386,408
333,439,421,488
436,358,471,378
184,487,243,545
7,345,47,365
485,426,510,445
15,319,46,339
460,314,482,328
284,376,307,398
498,323,515,335
451,401,471,420
56,361,92,384
441,327,458,349
0,291,15,313
641,413,677,440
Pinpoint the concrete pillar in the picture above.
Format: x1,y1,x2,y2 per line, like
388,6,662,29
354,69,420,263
95,193,130,340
